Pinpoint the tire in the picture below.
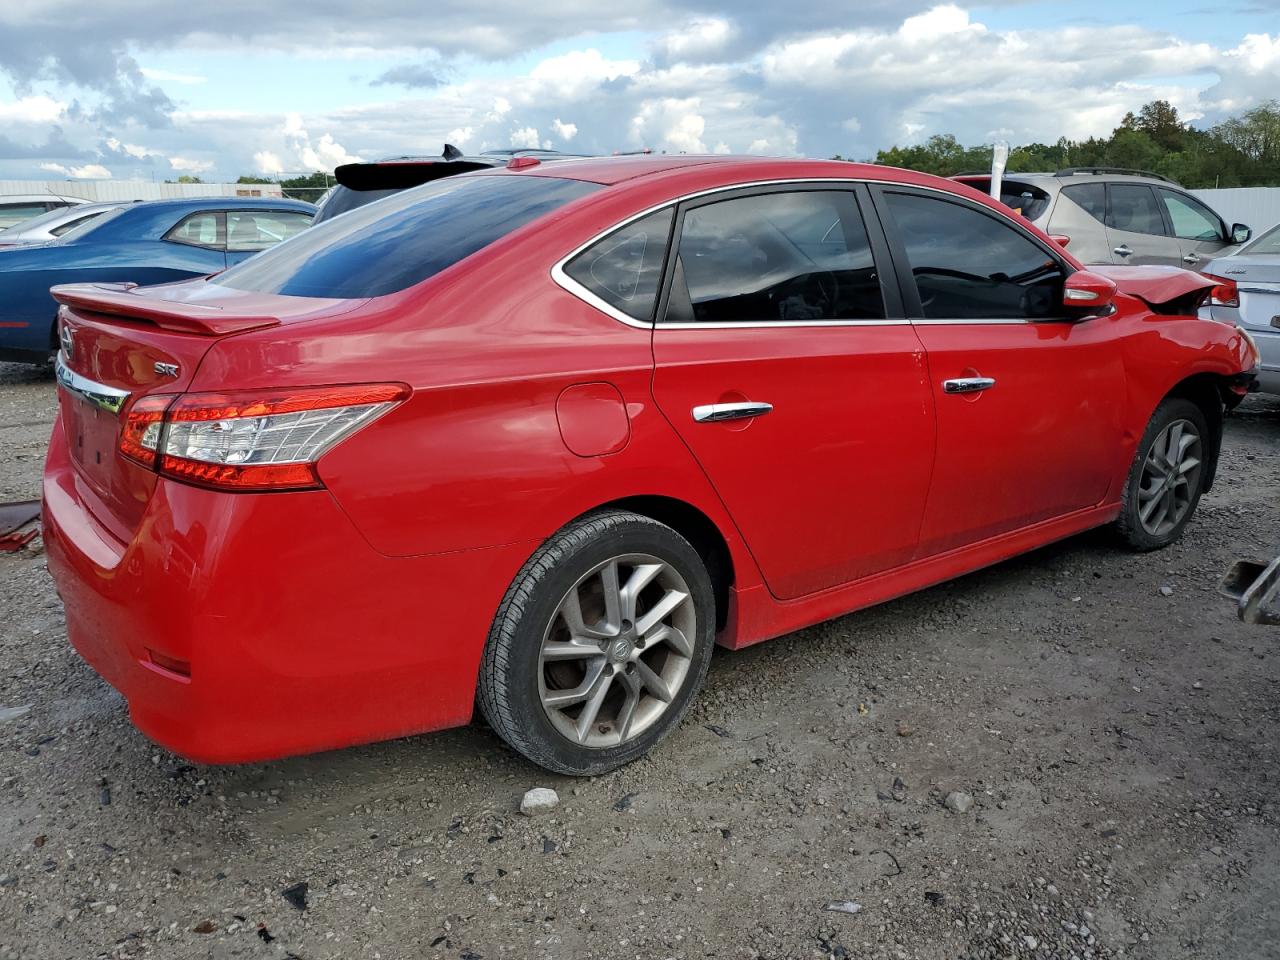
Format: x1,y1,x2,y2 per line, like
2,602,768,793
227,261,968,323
1116,397,1211,551
477,510,716,775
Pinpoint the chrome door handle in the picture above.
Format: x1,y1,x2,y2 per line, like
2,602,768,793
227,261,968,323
1113,245,1133,257
942,377,996,395
691,401,773,423
1183,254,1201,265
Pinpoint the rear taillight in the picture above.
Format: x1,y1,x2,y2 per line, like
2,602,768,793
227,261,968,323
1203,273,1239,308
118,383,408,491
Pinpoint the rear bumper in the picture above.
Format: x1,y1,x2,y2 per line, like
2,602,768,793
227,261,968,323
43,422,535,763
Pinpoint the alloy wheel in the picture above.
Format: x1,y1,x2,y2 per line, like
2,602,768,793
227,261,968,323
538,554,696,749
1137,418,1202,537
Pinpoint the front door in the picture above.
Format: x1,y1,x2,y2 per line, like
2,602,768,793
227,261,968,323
1104,183,1181,266
1157,187,1232,271
649,185,936,600
871,187,1127,558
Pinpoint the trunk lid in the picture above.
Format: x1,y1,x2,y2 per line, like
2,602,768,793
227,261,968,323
50,279,353,543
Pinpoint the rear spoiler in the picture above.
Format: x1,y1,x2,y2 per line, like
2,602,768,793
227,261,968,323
333,159,492,191
51,282,280,335
1090,265,1216,313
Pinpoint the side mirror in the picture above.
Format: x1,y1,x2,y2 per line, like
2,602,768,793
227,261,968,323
1231,223,1252,245
1063,271,1117,311
1048,234,1071,248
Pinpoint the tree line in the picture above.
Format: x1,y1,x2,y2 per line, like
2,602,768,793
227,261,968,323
870,100,1280,188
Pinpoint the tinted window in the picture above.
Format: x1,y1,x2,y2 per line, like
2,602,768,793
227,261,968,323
50,211,106,237
166,212,222,248
226,210,313,252
216,176,599,299
315,186,401,223
1061,183,1106,223
1243,223,1280,255
564,209,672,322
666,190,885,324
1158,189,1223,241
882,192,1066,320
1106,185,1166,236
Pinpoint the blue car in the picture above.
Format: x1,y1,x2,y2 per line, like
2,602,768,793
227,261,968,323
0,197,314,363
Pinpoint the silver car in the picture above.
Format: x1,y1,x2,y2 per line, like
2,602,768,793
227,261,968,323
1202,223,1280,395
0,200,125,248
953,168,1250,270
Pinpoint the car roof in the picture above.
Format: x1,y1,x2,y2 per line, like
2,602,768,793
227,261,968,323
954,169,1182,189
0,193,87,204
116,196,314,212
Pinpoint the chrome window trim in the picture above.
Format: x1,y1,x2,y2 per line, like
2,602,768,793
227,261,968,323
55,353,130,415
549,176,1071,331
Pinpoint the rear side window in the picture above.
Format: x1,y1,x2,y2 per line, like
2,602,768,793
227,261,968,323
665,190,886,324
1106,185,1167,236
1158,189,1224,241
50,211,106,237
166,212,222,248
215,176,599,298
226,210,313,252
881,191,1066,321
1061,183,1106,223
563,209,673,322
0,203,54,229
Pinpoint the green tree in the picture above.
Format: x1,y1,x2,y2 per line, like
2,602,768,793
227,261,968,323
236,175,276,184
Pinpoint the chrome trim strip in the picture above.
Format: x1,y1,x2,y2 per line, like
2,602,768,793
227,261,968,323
549,176,979,331
55,353,130,415
1238,284,1280,295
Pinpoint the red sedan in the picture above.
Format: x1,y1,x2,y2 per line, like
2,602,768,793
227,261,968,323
42,156,1258,774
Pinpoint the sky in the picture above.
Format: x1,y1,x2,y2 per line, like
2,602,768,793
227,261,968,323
0,1,1277,182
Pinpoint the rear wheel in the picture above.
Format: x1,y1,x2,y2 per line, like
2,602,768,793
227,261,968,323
477,511,716,775
1117,397,1210,551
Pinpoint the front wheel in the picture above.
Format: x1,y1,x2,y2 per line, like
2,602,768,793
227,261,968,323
1116,397,1210,551
477,511,716,775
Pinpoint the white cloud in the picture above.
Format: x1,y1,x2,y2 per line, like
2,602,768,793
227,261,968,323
656,17,736,63
551,118,578,141
254,150,284,175
139,67,208,85
0,95,65,124
510,126,551,150
168,155,214,173
40,162,111,179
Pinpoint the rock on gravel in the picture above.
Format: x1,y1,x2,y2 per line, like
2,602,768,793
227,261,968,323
944,791,975,814
519,787,560,816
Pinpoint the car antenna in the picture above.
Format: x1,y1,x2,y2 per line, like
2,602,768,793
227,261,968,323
442,144,464,161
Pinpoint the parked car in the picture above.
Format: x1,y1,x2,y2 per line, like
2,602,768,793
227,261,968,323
0,201,129,248
0,197,314,364
315,144,587,223
43,156,1258,774
0,193,89,230
1201,221,1280,394
951,168,1250,270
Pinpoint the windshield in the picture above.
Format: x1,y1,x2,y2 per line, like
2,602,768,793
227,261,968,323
1242,223,1280,255
214,174,600,299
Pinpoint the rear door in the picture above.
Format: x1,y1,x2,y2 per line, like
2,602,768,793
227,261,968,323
871,187,1127,557
646,184,936,600
1157,188,1231,271
1104,183,1181,266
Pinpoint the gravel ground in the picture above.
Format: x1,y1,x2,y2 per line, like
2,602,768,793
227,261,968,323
0,360,1277,960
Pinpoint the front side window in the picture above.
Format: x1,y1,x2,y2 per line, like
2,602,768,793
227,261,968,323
166,212,222,248
1158,189,1224,241
226,210,313,252
1061,183,1106,223
665,190,885,324
882,191,1066,321
215,175,599,299
1105,184,1167,236
563,209,673,322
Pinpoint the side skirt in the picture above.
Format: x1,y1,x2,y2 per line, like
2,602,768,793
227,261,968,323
717,502,1121,650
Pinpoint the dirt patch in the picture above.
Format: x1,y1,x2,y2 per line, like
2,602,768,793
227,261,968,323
1,360,1277,960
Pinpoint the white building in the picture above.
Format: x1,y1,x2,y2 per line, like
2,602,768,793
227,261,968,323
0,180,284,201
1193,188,1280,236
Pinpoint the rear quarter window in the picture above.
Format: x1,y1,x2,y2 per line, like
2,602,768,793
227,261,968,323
214,176,600,298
